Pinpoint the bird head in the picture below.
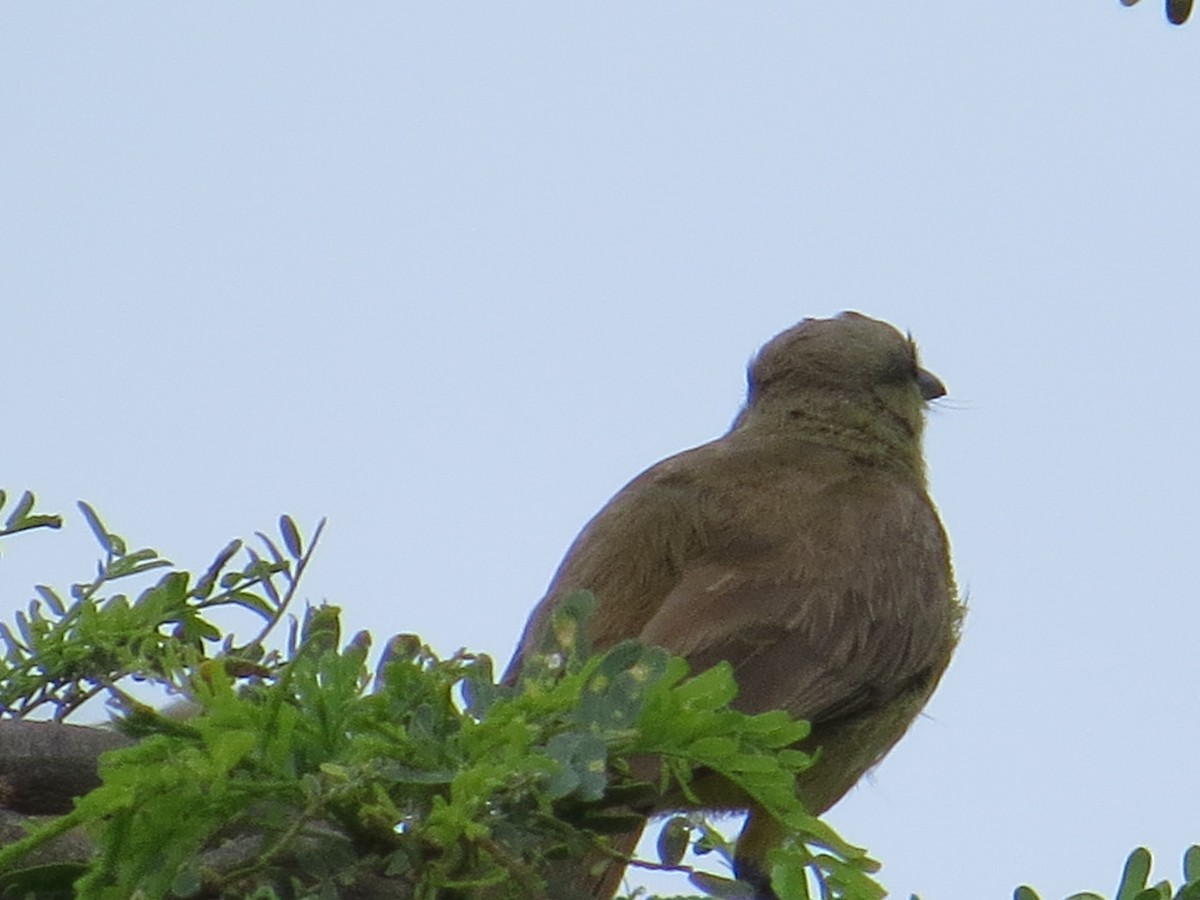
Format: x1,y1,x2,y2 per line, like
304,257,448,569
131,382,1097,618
738,311,944,474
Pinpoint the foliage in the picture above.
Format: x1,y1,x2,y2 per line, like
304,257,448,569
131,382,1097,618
0,490,64,541
1012,846,1200,900
0,492,318,721
0,495,879,899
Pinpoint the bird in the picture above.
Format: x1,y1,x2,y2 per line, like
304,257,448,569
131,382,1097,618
504,311,961,899
1120,0,1192,25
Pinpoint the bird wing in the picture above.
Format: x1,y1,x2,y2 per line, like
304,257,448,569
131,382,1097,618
502,449,714,683
634,473,954,728
506,442,953,731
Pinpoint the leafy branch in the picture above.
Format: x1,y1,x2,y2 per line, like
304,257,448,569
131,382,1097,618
0,500,881,899
0,490,62,540
1014,846,1200,900
0,499,323,721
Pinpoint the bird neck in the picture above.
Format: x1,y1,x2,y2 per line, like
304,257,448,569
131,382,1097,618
730,389,928,483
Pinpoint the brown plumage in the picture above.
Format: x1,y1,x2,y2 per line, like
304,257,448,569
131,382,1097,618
505,312,961,899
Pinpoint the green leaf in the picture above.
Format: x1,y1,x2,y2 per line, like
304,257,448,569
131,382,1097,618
254,531,288,570
192,539,242,599
670,661,739,711
0,621,26,656
5,490,35,529
578,642,667,731
5,513,64,534
76,500,115,555
543,731,609,801
548,590,597,669
1184,846,1200,883
280,514,303,558
770,859,812,900
688,736,740,763
1117,849,1154,900
14,609,34,646
375,764,457,785
106,550,171,579
656,816,690,868
34,585,67,616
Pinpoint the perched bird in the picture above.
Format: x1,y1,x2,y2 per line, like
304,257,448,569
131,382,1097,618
505,312,961,899
1120,0,1192,25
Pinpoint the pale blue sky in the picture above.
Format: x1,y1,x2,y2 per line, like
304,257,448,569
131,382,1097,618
4,4,1199,898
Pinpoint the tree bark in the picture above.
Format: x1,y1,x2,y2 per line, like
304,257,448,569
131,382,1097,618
0,721,132,815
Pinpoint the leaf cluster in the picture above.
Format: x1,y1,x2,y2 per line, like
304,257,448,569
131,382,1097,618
0,497,319,721
0,491,63,541
0,503,880,899
1014,846,1200,900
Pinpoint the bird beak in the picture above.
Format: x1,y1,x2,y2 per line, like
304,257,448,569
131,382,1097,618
916,368,946,401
